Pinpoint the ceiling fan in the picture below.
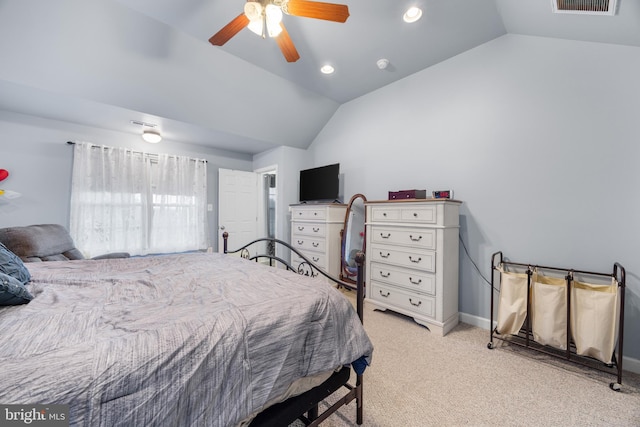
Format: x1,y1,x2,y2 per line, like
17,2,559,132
209,0,350,63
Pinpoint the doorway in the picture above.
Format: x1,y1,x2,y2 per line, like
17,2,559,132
256,166,278,258
217,166,278,255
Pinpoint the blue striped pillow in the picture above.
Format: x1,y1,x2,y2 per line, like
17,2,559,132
0,272,33,305
0,242,31,284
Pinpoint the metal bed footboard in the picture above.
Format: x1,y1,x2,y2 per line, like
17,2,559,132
223,231,366,425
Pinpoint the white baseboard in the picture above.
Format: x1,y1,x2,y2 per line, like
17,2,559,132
623,355,640,375
460,312,493,331
459,312,640,375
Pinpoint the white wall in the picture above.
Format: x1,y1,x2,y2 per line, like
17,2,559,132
308,34,640,364
0,110,253,249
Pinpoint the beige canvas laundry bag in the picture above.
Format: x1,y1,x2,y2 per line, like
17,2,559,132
495,266,529,335
531,272,568,350
570,278,619,364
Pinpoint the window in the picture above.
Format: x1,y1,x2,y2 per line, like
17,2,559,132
70,143,208,257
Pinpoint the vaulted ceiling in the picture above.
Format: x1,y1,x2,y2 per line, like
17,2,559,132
1,0,639,154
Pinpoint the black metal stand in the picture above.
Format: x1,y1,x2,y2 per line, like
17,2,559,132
488,251,626,391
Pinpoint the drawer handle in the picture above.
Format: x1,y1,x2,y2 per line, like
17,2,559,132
409,235,422,242
298,212,303,215
379,271,391,278
313,257,319,262
313,227,320,232
379,252,390,258
379,290,390,298
409,256,422,263
409,277,422,285
409,298,422,307
413,212,418,217
312,242,319,248
380,232,391,239
297,226,304,231
383,212,387,217
297,240,304,245
314,212,318,216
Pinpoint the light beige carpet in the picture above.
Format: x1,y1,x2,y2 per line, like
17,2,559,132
292,289,640,426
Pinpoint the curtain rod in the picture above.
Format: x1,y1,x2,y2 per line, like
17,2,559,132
66,141,207,163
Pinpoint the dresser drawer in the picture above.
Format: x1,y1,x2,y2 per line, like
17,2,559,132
292,208,326,221
292,237,326,253
371,282,435,318
400,206,437,223
371,244,435,272
292,253,327,271
370,262,436,296
370,207,401,222
371,226,436,250
370,205,437,224
292,222,326,237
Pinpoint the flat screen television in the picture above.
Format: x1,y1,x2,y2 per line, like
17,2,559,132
299,163,340,203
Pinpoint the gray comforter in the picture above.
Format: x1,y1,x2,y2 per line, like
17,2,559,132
0,253,373,426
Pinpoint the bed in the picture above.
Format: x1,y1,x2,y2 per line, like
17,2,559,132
0,231,373,426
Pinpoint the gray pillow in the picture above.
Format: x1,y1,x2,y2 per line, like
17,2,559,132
0,272,33,305
0,242,31,284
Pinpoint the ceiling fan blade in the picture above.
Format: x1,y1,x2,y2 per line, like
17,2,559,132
285,0,350,23
275,23,300,63
209,13,250,46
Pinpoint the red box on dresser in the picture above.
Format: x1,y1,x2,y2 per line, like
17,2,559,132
388,189,427,200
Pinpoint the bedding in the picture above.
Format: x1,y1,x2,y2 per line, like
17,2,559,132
0,252,373,426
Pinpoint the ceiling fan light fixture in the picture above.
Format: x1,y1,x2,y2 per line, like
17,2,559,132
267,23,283,37
266,4,283,24
265,4,282,37
209,0,349,62
142,130,162,144
245,2,264,36
245,2,283,38
244,2,263,21
248,19,264,36
320,64,335,74
403,6,423,23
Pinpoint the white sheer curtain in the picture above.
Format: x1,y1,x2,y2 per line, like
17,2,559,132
150,153,208,253
70,142,208,257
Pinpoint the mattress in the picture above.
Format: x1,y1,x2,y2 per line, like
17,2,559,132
0,252,373,426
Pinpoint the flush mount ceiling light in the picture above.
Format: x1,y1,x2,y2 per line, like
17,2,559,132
320,64,335,74
142,130,162,144
403,6,423,23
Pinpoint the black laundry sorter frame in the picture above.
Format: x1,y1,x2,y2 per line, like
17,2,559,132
488,251,626,391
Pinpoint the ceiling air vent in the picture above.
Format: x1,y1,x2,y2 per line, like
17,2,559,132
552,0,618,15
130,120,157,128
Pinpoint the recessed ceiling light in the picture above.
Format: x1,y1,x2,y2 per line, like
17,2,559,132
403,6,423,23
320,64,335,74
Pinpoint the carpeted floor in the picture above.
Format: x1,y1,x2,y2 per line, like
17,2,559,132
291,289,640,426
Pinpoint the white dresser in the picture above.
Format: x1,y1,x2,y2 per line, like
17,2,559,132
290,203,347,278
365,199,461,336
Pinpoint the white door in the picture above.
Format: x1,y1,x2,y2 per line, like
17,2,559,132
218,169,259,252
